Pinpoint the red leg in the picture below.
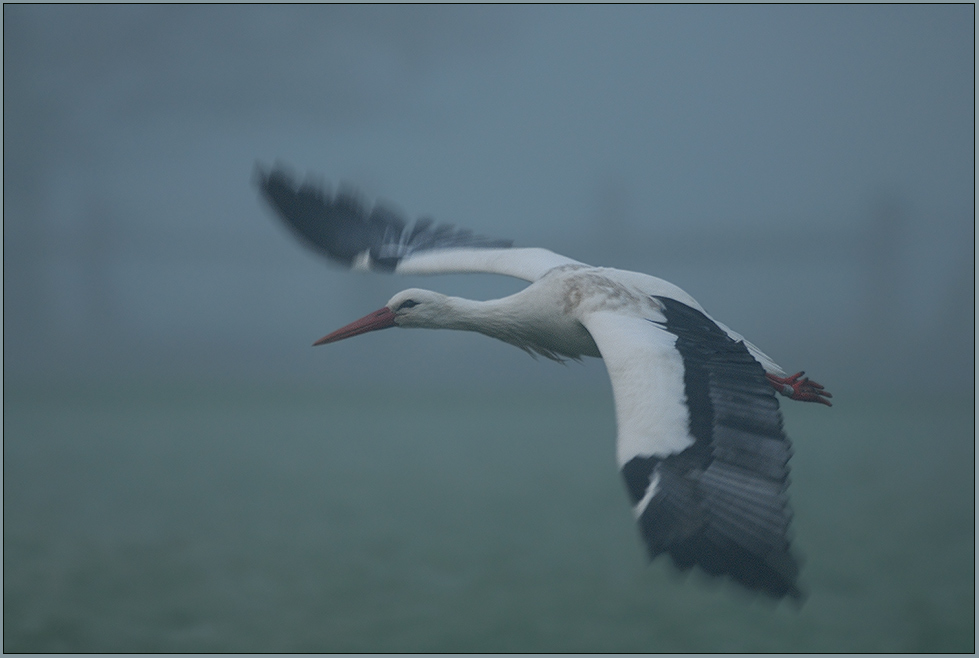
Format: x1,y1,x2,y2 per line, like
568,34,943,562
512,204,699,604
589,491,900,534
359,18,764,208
766,371,833,406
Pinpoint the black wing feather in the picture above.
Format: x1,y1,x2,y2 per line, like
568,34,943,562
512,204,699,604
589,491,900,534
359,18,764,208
256,165,512,271
622,296,802,601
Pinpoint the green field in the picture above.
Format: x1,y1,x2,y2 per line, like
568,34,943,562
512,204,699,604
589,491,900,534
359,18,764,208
3,382,974,652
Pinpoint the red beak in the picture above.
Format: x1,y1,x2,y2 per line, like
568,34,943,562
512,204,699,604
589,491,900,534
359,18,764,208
313,307,397,346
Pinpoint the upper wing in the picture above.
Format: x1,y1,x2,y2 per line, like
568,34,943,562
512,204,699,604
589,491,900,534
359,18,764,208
256,165,583,282
581,297,801,600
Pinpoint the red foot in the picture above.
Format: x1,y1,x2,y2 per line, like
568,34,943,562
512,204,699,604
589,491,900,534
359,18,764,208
766,371,833,406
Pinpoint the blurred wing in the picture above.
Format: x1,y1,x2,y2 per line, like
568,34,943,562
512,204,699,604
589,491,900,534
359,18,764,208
257,165,582,282
581,296,801,600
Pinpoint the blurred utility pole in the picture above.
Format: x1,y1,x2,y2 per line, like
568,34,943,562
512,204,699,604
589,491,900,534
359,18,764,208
79,196,121,340
861,195,906,340
856,194,911,389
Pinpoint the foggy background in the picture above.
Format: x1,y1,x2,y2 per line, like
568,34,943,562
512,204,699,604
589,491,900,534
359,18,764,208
4,4,973,395
3,6,976,653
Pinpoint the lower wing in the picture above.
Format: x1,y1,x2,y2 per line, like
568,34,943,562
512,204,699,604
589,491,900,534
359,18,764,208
581,297,802,600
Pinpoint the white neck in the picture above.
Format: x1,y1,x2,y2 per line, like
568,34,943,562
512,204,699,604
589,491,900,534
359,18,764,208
434,291,596,361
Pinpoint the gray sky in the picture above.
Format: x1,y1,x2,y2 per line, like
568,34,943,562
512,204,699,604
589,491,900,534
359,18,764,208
3,5,974,395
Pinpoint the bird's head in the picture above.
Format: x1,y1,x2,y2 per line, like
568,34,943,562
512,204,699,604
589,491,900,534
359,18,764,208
313,288,449,345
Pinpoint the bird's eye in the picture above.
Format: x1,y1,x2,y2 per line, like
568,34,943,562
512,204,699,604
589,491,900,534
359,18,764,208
397,299,419,311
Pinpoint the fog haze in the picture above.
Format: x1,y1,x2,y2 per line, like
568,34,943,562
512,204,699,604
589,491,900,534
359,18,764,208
4,5,974,395
4,6,975,652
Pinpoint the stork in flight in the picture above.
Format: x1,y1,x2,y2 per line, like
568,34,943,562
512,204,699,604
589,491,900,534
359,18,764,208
256,165,831,601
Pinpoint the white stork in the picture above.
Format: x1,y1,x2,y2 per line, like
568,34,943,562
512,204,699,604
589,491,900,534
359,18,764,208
257,165,831,601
